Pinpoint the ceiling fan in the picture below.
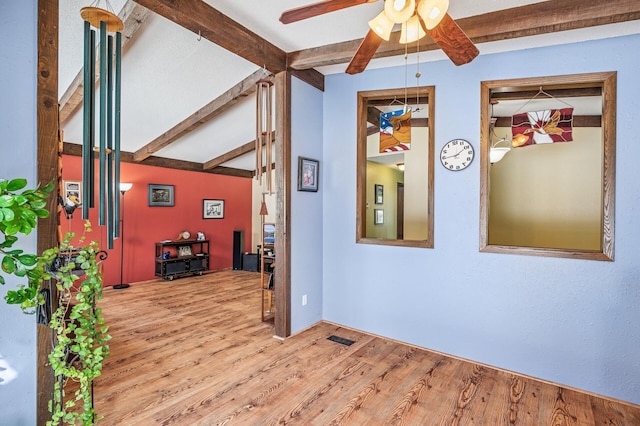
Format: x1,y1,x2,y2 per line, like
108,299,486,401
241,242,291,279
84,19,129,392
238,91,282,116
280,0,479,74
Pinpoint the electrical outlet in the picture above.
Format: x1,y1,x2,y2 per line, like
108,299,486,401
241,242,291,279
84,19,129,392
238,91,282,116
302,294,307,306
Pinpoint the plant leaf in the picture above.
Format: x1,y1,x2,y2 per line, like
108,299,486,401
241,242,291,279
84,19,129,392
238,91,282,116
1,256,16,274
7,178,27,191
1,207,15,221
18,254,37,266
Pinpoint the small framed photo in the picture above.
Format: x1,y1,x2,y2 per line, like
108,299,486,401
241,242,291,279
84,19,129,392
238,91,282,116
178,246,192,257
375,184,383,204
63,181,82,204
203,199,224,219
148,184,174,207
297,156,319,192
374,209,384,225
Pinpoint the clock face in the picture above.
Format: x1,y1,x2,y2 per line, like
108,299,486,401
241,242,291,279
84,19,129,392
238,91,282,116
440,139,474,171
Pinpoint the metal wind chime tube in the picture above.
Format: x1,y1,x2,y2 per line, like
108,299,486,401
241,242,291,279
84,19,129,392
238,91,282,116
80,4,124,249
255,78,274,195
106,32,115,248
82,20,94,219
114,31,122,239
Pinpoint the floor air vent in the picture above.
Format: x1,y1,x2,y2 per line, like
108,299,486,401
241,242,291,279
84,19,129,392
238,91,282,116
327,335,355,346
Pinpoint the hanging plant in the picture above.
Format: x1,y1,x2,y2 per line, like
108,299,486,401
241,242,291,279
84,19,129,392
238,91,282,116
1,178,54,311
1,178,111,425
42,224,110,426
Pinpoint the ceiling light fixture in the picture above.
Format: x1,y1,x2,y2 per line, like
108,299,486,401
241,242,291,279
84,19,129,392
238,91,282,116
368,11,395,41
375,0,449,45
417,0,449,30
399,15,426,44
384,0,416,24
489,116,511,164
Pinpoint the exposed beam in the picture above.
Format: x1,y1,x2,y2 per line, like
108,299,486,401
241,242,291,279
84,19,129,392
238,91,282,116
367,106,381,128
203,132,275,171
490,87,602,101
58,1,149,125
494,115,601,128
133,69,266,162
63,142,252,178
287,0,640,70
366,117,428,136
203,140,256,171
288,68,325,92
134,0,287,74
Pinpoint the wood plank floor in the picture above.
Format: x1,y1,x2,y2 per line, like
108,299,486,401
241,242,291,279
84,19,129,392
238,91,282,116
91,270,640,425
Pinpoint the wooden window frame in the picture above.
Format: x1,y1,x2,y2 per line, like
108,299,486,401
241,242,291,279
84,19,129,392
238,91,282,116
479,72,616,261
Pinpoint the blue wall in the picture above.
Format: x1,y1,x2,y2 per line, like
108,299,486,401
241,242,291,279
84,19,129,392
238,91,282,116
291,76,324,332
0,0,38,424
320,35,640,404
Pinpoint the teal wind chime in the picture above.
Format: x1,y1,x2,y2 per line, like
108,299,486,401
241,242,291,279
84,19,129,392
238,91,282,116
80,4,123,249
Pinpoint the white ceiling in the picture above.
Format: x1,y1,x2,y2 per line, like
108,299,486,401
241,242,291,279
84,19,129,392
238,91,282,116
58,1,640,172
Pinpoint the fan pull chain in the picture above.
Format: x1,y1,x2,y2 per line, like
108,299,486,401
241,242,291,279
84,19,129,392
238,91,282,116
404,41,409,110
416,35,421,106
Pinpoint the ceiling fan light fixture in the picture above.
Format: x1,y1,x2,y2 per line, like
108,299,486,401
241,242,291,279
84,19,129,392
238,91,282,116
384,0,416,24
399,15,426,44
417,0,449,29
368,11,395,41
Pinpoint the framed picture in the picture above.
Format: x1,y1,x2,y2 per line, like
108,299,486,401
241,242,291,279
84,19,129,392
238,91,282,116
374,209,384,225
63,181,82,204
203,199,224,219
297,156,319,192
375,184,383,204
178,245,192,257
148,184,174,207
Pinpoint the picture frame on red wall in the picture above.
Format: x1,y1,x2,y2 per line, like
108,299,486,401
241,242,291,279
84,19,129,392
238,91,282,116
203,199,224,219
148,184,174,207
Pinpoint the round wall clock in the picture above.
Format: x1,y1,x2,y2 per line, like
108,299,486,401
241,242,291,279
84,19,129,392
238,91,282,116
440,139,474,171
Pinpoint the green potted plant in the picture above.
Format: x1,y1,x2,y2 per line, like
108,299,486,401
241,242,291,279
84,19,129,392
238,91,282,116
1,178,111,425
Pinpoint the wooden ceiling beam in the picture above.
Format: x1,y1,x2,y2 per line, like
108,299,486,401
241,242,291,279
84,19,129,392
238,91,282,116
490,87,603,101
133,69,266,162
63,142,252,178
203,132,275,171
494,115,601,127
287,0,640,70
58,1,149,125
134,0,287,73
366,117,428,136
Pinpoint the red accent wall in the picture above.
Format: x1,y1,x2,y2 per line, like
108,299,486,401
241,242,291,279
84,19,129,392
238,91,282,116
61,155,252,286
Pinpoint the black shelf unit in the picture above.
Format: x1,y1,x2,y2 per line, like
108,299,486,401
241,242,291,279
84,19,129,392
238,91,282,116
155,239,210,280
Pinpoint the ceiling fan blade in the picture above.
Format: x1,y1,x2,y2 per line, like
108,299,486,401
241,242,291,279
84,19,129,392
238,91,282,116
346,30,383,75
280,0,378,24
426,14,479,66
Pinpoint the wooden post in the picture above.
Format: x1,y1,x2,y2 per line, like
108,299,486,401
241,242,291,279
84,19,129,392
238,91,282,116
37,0,59,422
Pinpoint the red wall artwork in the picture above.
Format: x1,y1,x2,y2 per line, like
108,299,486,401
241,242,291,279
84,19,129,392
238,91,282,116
60,155,253,287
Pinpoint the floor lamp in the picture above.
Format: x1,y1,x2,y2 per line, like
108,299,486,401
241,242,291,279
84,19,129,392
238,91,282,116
114,182,132,289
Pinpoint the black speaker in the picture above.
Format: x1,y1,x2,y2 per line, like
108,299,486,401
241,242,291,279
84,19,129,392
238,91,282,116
242,254,259,272
232,230,244,270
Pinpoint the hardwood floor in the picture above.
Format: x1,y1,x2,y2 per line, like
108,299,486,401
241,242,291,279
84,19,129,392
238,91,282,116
92,271,640,425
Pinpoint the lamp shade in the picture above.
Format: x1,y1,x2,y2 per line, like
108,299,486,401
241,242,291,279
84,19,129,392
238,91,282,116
399,15,426,44
368,11,395,41
489,147,510,163
119,182,133,192
417,0,449,30
384,0,416,24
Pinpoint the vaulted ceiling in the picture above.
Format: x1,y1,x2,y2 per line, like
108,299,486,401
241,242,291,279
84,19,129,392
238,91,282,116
58,0,640,177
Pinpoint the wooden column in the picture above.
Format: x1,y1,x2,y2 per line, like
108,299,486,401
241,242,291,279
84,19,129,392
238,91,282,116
274,71,291,338
37,0,59,423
